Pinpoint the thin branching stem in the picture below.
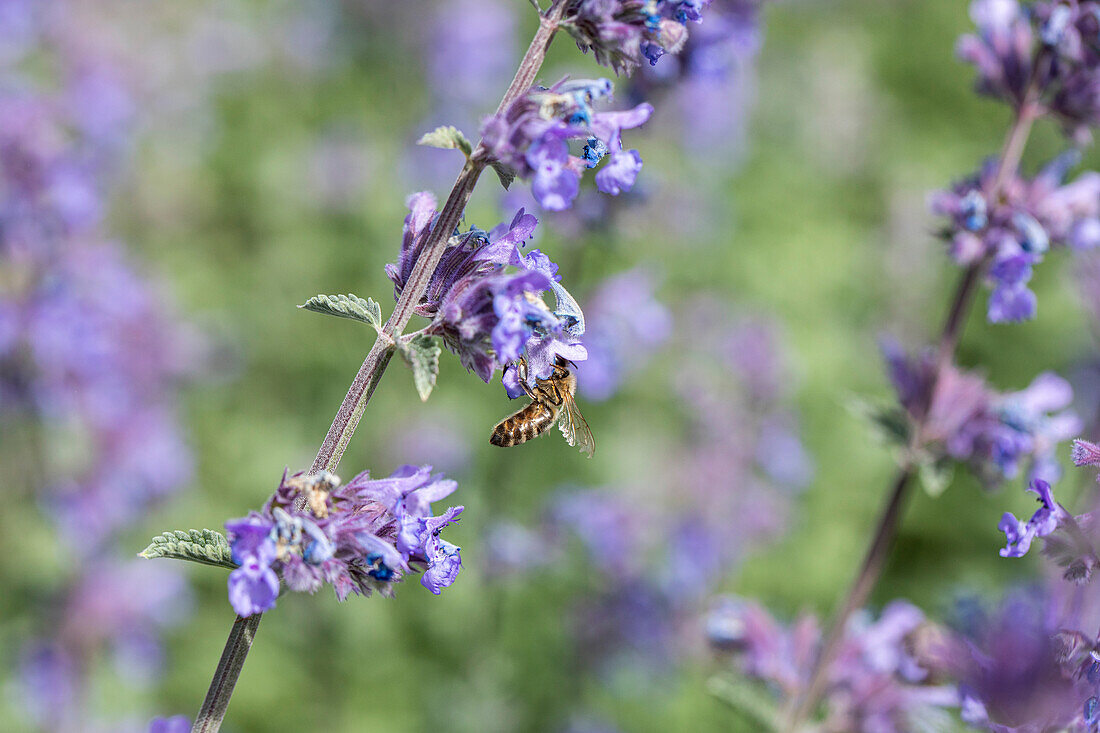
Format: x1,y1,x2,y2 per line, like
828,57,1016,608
780,68,1045,732
190,5,567,732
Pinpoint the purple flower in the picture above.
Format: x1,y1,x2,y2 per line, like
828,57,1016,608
1074,438,1100,471
148,716,190,733
527,130,582,211
883,344,1080,487
225,516,280,617
577,269,671,401
998,479,1065,557
387,198,587,392
932,153,1100,322
221,466,466,613
560,0,707,75
945,590,1093,731
421,538,463,595
594,149,643,195
480,78,653,211
707,597,956,726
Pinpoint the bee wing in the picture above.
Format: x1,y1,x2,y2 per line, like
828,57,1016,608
557,392,595,457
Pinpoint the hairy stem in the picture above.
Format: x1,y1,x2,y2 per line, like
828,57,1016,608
191,4,567,732
781,95,1040,732
190,614,261,733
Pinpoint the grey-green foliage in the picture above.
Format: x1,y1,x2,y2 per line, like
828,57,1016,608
399,334,442,402
417,125,473,158
299,293,383,330
139,529,236,570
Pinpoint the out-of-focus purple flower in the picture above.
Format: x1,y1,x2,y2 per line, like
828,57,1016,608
148,716,190,733
942,590,1095,732
577,269,671,401
627,0,763,161
561,0,707,75
958,0,1100,141
481,78,653,211
883,344,1080,487
223,466,465,615
386,196,586,392
931,153,1100,322
16,642,79,730
707,597,957,728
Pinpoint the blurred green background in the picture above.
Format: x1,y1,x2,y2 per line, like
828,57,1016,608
5,0,1100,731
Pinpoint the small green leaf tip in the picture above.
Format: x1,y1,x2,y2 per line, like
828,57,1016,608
299,293,383,330
399,334,441,402
417,125,473,158
490,161,515,190
140,528,236,570
845,396,911,447
917,457,955,498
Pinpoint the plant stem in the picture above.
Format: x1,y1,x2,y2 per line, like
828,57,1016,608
191,4,567,732
310,0,566,475
780,96,1040,732
190,614,261,733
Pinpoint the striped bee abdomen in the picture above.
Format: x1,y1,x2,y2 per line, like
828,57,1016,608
489,400,557,447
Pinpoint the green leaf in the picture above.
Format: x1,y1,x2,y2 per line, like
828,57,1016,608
705,676,779,731
917,457,955,498
846,396,911,447
299,293,382,330
139,529,236,570
398,334,441,402
417,125,473,158
490,161,515,190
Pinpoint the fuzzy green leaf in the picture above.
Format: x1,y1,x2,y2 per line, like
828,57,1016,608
139,529,236,570
917,457,955,498
490,161,515,190
299,293,382,330
705,676,779,731
399,334,441,402
846,396,911,447
417,125,473,157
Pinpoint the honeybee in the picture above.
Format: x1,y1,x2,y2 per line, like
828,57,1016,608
490,356,594,457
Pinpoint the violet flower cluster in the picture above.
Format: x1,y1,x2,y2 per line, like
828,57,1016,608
706,598,958,731
882,341,1080,486
932,152,1100,322
960,0,1100,141
0,6,210,730
481,77,653,211
224,466,464,616
626,0,763,160
387,195,586,394
944,440,1100,728
927,589,1100,733
575,268,672,401
560,0,712,74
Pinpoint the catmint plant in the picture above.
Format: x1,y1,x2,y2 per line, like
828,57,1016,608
0,10,208,730
773,1,1100,730
127,2,728,731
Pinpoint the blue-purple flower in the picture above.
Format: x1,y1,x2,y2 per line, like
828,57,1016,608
883,344,1081,487
707,598,957,728
480,78,653,211
224,466,465,616
148,716,190,733
932,153,1100,323
561,0,709,74
959,0,1100,141
576,268,671,401
386,195,587,392
998,479,1066,557
942,590,1096,732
